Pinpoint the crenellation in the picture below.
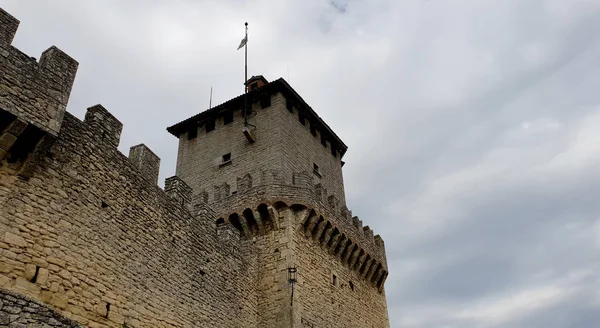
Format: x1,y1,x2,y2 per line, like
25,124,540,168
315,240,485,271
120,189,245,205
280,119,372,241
189,168,388,267
129,144,160,185
363,225,374,240
165,176,192,209
236,173,253,192
292,171,311,188
194,189,209,204
314,183,325,201
83,104,122,148
0,8,18,47
327,194,338,211
38,46,78,104
0,7,388,327
374,234,384,247
0,13,78,137
213,184,222,201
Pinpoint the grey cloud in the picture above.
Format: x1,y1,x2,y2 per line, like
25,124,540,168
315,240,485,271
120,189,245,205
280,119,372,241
4,0,600,327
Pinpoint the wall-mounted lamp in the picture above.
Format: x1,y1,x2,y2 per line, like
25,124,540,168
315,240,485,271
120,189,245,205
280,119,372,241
288,264,297,306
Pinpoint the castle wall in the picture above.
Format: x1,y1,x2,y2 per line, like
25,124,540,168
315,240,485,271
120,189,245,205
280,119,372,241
0,288,83,327
0,110,259,327
0,6,389,328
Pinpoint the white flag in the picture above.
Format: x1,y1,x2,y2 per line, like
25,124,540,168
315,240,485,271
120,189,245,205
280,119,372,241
237,35,247,50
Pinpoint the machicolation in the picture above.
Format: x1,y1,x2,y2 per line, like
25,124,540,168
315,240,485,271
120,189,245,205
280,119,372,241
0,7,390,328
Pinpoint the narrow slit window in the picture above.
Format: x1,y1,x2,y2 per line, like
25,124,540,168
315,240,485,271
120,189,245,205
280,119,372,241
321,135,327,147
310,124,317,137
313,163,321,177
30,266,40,283
286,98,294,113
222,153,231,163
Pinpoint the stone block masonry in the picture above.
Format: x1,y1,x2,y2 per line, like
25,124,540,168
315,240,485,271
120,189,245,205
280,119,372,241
0,8,78,137
0,288,83,327
0,6,390,328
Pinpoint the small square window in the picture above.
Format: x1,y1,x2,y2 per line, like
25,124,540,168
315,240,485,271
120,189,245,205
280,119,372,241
223,111,233,125
313,163,321,177
222,153,231,163
206,119,215,132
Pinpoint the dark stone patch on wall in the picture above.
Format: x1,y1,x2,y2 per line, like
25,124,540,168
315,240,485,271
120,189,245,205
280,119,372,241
0,289,83,327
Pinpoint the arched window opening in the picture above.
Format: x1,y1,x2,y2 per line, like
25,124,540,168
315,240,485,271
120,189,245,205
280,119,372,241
229,213,243,232
327,228,340,248
257,203,272,231
319,222,333,243
346,244,359,265
333,235,347,254
243,208,258,233
370,264,383,284
353,249,365,270
311,217,325,236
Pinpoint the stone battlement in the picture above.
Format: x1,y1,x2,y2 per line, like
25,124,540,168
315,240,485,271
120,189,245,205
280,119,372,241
0,7,390,327
194,170,387,263
0,8,78,137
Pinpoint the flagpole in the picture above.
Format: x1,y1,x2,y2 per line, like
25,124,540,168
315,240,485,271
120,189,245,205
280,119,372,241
244,22,248,127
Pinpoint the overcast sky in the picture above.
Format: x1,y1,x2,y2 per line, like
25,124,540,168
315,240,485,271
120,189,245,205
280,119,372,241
4,0,600,327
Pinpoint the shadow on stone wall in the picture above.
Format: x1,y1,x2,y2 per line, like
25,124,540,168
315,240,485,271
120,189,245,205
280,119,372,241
0,288,83,327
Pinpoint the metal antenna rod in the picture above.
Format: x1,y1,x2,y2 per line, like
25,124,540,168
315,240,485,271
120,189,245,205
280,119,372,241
244,22,248,127
209,86,213,109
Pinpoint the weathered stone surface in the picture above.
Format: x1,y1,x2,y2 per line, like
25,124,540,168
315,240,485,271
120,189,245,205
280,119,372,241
3,233,26,247
0,289,82,327
0,6,389,328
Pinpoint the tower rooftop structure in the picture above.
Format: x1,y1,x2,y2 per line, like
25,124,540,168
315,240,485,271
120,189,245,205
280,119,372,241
167,77,348,158
0,6,389,327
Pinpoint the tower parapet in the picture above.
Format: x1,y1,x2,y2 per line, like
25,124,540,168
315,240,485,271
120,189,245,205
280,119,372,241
191,169,388,275
1,7,389,327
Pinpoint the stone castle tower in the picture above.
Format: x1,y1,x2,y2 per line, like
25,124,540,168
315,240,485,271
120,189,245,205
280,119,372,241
0,7,389,328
